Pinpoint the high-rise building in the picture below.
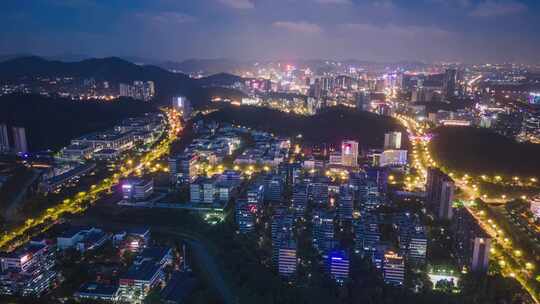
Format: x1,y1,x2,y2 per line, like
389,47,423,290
236,199,256,234
426,168,455,220
337,186,354,222
278,239,297,278
119,81,155,101
452,207,491,273
384,132,402,150
443,68,457,100
354,213,381,253
312,210,335,254
264,174,284,202
172,96,192,119
169,154,198,184
341,140,359,167
326,249,350,283
0,124,9,153
308,176,330,205
247,183,265,206
272,210,293,266
12,126,28,155
292,183,308,216
383,251,405,285
355,91,368,111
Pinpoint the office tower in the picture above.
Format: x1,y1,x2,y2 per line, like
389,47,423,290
190,177,216,204
396,213,427,264
12,126,28,155
383,251,405,285
426,168,455,220
366,167,388,194
292,183,308,216
337,186,354,222
169,154,198,184
452,207,491,273
309,176,330,205
312,210,335,254
358,180,380,212
355,91,368,111
326,249,350,283
341,140,359,167
247,183,265,206
379,150,408,167
264,174,284,202
236,199,256,233
272,210,293,266
119,81,155,101
172,96,192,119
384,132,402,150
354,213,381,253
121,178,154,202
278,239,297,278
0,124,9,152
443,68,457,100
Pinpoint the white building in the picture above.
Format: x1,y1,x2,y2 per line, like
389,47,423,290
341,140,359,167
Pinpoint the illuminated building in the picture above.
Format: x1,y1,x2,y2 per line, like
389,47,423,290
292,183,308,216
0,239,57,296
117,247,172,302
384,131,402,150
272,209,293,266
443,68,457,100
326,249,350,283
190,177,217,204
172,96,192,119
312,210,335,254
264,174,284,202
169,154,198,184
119,81,155,101
426,168,455,220
278,239,297,278
337,186,354,222
0,124,9,153
122,178,154,202
529,92,540,105
530,195,540,220
308,176,330,205
341,140,359,167
12,126,28,155
57,227,110,252
452,207,491,273
235,199,256,234
380,150,408,167
396,213,427,264
247,183,264,206
354,213,381,253
355,91,369,111
358,180,381,212
383,251,405,285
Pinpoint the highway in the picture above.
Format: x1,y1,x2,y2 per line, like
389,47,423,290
0,108,182,251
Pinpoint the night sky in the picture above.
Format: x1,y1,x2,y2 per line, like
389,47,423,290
1,0,539,63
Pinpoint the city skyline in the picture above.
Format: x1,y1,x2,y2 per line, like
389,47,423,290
1,0,540,63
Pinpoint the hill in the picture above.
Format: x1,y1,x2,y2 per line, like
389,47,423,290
430,126,540,176
0,56,248,109
0,94,158,152
201,105,406,149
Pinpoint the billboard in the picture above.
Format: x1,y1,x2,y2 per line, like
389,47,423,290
529,92,540,105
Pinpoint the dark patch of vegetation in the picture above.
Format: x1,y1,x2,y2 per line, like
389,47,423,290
0,94,158,151
201,105,407,149
431,126,540,176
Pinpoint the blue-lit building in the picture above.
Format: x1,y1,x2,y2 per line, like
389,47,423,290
264,174,284,202
236,199,256,234
326,250,350,283
312,210,336,254
309,176,330,206
354,213,381,254
337,186,354,222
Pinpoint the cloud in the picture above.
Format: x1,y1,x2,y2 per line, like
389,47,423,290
428,0,471,7
46,0,97,8
470,0,527,17
135,12,196,24
372,0,395,9
217,0,255,9
273,21,323,34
